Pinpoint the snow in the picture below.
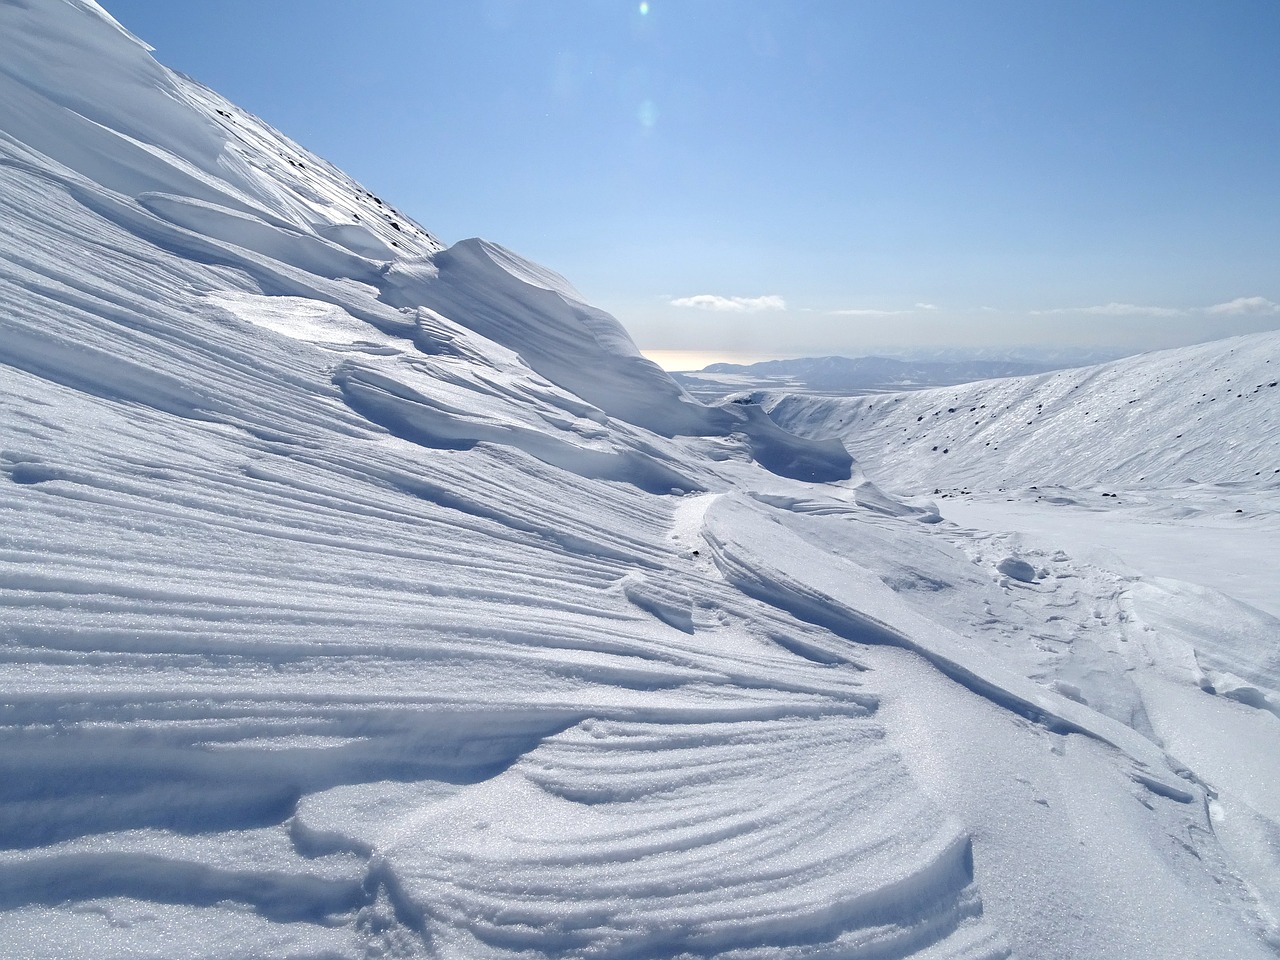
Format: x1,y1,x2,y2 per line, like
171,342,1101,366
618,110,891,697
1,2,1278,958
765,332,1280,489
942,490,1280,619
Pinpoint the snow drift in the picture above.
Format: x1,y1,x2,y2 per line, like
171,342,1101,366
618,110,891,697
1,3,1277,958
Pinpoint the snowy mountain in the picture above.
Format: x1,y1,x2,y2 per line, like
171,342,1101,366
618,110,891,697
2,3,1278,959
764,333,1280,490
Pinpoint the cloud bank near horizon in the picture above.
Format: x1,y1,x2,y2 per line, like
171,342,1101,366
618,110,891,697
828,307,910,317
1028,297,1280,318
824,296,1279,320
1208,296,1280,315
1031,302,1185,317
669,294,786,312
634,291,1280,358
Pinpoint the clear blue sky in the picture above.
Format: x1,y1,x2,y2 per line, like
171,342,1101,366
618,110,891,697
105,0,1280,362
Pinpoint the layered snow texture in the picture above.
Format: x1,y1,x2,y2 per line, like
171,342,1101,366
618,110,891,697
2,3,1279,959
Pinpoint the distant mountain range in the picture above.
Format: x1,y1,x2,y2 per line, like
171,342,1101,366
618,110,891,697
673,354,1086,400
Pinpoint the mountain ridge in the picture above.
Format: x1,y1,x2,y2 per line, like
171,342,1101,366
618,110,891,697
1,3,1277,958
765,330,1280,491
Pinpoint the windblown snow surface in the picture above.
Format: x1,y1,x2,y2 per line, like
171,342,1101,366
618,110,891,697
1,3,1277,959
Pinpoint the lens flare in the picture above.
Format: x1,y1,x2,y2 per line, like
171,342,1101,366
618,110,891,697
639,2,649,15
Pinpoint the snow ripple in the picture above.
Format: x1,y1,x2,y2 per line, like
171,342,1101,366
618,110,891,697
297,717,1004,959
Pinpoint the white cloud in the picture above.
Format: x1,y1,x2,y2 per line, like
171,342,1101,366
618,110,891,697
829,303,938,317
1206,296,1280,315
1028,297,1280,319
829,308,910,317
669,294,786,312
1031,302,1184,317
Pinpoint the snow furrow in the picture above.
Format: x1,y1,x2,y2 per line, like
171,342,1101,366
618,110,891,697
1,2,1274,956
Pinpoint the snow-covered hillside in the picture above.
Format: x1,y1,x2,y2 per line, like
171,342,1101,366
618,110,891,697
1,3,1278,959
765,333,1280,490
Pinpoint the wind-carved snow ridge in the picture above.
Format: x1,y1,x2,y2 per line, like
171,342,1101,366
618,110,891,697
0,0,442,260
294,717,1008,960
1,1,1278,958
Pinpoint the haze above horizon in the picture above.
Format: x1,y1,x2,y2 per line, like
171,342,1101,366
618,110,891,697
103,0,1280,361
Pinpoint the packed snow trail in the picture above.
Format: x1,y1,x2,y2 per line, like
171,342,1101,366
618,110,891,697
1,2,1277,958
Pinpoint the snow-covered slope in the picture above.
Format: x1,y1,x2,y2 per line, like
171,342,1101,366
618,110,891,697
765,333,1280,491
0,0,442,261
1,3,1278,959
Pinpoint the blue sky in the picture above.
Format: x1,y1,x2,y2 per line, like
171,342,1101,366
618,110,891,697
106,0,1280,363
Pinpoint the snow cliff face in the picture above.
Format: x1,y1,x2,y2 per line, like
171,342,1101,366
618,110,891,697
1,3,1278,959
